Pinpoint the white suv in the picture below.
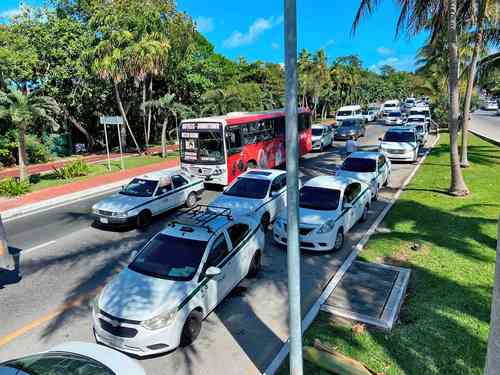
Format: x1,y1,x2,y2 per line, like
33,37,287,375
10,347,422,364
92,205,265,357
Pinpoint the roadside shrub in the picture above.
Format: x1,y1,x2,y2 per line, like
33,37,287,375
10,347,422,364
0,131,51,166
0,178,31,197
52,159,90,179
26,134,51,164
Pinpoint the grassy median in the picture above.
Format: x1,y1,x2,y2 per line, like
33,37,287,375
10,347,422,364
295,134,500,374
29,153,179,192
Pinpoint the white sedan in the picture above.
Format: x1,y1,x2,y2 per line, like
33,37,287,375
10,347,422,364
379,127,420,163
336,151,391,200
0,341,145,375
384,111,404,126
92,169,204,228
93,206,264,357
273,176,371,251
209,169,287,229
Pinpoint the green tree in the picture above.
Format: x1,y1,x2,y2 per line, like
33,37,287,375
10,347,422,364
0,88,60,180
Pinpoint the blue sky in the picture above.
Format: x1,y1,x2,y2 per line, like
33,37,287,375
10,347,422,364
1,0,428,72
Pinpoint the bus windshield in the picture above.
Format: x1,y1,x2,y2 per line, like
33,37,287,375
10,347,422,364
181,128,225,164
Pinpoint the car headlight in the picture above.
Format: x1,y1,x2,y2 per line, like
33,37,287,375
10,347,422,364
141,309,177,330
112,211,128,218
92,207,99,214
317,220,336,234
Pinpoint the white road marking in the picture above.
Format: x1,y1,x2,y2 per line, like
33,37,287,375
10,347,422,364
23,240,57,254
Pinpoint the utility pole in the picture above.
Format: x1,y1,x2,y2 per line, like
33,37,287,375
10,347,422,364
285,0,303,374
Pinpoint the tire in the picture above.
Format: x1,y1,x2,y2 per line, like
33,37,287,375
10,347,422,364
180,310,203,347
372,186,379,202
186,192,197,208
136,210,152,229
247,251,262,278
333,228,344,251
260,213,270,232
383,174,390,187
360,205,369,222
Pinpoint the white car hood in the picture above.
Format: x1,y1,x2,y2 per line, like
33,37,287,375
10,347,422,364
99,268,192,321
277,207,338,227
50,342,145,375
381,141,416,150
336,170,374,184
210,194,261,216
93,193,148,213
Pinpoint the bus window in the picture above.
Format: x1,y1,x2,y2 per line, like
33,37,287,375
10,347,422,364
225,126,243,155
274,117,285,137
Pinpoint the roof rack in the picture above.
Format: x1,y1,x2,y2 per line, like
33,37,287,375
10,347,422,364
169,205,232,232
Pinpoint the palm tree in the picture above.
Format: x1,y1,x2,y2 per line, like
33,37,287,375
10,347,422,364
0,88,60,180
352,0,470,196
143,94,192,157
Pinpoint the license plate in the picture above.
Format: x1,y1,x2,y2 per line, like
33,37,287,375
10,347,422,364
105,335,124,348
99,217,109,224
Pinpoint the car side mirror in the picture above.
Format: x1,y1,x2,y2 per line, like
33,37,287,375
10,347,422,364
378,137,383,142
205,266,222,278
270,190,278,197
129,250,138,263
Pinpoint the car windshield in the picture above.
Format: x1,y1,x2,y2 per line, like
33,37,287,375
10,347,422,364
312,128,324,136
407,117,424,123
384,103,396,108
339,121,358,129
384,131,415,142
342,157,376,173
389,112,401,117
224,177,270,199
180,128,225,164
1,352,114,375
130,234,207,281
121,178,157,197
300,186,341,211
337,111,353,116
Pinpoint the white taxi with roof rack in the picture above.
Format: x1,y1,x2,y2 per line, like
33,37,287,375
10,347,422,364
273,176,371,252
209,169,287,229
92,205,264,356
91,169,204,229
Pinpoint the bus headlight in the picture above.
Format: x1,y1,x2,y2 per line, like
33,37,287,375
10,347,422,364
212,168,224,176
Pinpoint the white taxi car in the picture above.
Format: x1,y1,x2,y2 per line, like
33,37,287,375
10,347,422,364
273,176,371,251
209,169,287,229
92,205,264,356
384,111,404,126
379,127,420,163
311,124,334,151
336,151,391,200
92,169,204,229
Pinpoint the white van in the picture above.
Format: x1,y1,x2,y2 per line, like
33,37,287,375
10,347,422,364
336,105,363,124
382,100,401,117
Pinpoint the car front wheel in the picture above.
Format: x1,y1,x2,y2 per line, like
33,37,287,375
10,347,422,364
186,192,197,208
333,229,344,251
247,250,262,278
136,210,152,229
180,310,203,347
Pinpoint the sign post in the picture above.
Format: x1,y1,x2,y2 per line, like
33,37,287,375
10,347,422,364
100,116,125,171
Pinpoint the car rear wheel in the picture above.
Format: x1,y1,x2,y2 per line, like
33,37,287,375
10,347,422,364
247,250,262,278
180,310,203,347
136,210,152,229
186,192,197,208
333,229,344,251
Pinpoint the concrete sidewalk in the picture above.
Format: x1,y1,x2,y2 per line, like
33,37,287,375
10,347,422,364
0,145,178,179
0,157,180,216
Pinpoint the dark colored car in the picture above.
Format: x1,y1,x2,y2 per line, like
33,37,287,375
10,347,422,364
334,120,366,140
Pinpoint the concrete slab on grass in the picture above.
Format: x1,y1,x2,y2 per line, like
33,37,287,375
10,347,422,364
321,261,410,330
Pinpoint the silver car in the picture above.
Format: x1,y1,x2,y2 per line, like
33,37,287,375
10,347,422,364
311,124,334,151
0,341,145,375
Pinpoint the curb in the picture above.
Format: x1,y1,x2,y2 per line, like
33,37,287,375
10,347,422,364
469,129,500,147
263,134,441,375
1,165,179,222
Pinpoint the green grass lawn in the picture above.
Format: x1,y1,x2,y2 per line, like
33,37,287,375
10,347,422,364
293,134,500,375
29,153,178,192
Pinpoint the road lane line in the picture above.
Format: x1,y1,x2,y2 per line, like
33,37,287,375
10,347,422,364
0,292,93,348
23,240,57,254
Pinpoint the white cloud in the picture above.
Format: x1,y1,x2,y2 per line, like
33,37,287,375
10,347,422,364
377,47,395,56
0,8,22,19
195,16,214,33
323,39,335,49
370,56,415,72
271,42,280,50
223,16,283,49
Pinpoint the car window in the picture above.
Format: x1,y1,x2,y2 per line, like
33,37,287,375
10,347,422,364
206,234,229,268
227,224,250,249
224,177,270,199
172,175,188,189
341,158,376,173
1,352,115,375
271,175,285,193
344,183,362,204
156,184,173,196
299,186,341,211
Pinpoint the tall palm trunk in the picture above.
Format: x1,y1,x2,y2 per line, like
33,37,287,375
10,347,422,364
17,125,28,181
485,215,500,374
147,78,153,146
447,0,469,196
461,9,486,168
113,81,142,153
161,118,168,158
142,80,148,148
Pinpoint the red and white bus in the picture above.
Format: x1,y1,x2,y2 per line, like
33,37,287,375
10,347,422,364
179,109,312,185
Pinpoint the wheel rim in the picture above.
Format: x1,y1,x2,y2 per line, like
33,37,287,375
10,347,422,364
188,193,196,206
187,316,200,338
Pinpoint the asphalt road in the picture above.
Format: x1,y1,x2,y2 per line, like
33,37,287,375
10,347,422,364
471,110,500,143
0,122,437,374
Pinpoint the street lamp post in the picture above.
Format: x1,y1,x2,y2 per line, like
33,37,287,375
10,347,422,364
284,0,303,374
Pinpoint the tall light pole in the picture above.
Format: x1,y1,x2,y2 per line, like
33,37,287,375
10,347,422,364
284,0,303,374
